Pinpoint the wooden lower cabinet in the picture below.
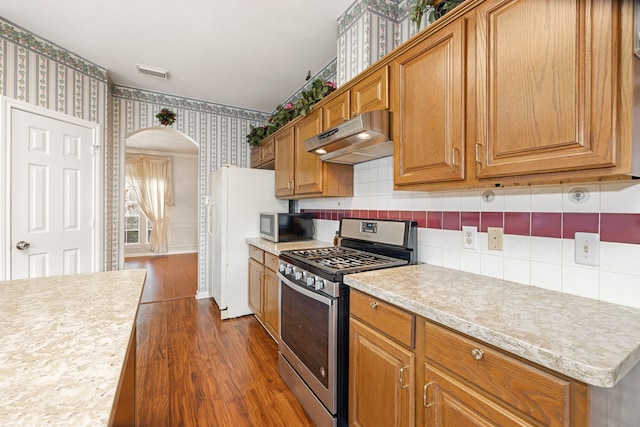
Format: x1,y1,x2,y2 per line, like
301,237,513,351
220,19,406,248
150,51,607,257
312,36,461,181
349,290,588,427
247,244,280,342
247,257,263,321
349,317,415,427
349,289,416,427
263,262,279,340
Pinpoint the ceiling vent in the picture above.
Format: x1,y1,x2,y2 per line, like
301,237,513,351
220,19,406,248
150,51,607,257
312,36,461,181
136,64,169,79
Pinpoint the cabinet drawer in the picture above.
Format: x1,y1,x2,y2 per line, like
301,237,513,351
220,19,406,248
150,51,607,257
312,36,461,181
248,245,264,263
264,252,279,272
350,289,415,348
424,321,570,426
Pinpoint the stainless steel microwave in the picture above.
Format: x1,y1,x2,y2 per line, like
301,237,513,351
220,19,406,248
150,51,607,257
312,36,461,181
259,212,314,242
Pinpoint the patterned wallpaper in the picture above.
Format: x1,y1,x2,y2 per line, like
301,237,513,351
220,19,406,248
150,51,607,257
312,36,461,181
112,86,269,291
336,0,418,85
0,17,272,293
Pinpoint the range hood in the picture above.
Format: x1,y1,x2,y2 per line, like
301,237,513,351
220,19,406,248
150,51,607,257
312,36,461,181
304,110,392,165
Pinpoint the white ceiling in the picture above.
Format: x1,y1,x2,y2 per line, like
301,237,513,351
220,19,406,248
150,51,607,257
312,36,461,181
1,0,355,113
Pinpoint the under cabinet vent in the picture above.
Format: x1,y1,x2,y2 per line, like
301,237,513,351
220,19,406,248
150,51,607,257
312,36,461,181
136,64,169,79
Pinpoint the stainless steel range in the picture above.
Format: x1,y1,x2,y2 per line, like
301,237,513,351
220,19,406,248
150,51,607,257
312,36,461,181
277,218,417,427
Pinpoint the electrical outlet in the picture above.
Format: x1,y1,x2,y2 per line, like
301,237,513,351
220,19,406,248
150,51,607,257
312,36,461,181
487,227,503,251
462,226,477,250
575,232,600,266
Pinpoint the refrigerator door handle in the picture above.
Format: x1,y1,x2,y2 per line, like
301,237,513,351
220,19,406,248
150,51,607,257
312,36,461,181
207,203,214,236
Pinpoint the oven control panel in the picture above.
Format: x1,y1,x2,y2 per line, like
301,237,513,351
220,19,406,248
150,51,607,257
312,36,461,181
278,260,340,298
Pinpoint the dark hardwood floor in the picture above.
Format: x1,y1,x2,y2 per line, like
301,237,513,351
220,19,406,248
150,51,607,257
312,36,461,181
125,253,314,426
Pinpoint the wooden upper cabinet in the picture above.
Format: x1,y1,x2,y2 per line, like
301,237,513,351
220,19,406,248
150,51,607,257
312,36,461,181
322,66,389,129
294,110,324,196
473,0,621,178
352,66,389,116
393,18,465,185
250,137,275,170
274,127,295,198
322,91,350,129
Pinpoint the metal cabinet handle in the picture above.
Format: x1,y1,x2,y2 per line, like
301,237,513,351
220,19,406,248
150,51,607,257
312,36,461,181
471,348,484,360
16,241,30,250
369,301,378,309
424,382,435,408
399,366,410,389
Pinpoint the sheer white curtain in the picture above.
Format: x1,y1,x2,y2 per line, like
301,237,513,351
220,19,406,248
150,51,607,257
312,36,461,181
125,155,173,253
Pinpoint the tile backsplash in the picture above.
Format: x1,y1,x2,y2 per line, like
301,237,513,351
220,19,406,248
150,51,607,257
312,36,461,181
299,157,640,309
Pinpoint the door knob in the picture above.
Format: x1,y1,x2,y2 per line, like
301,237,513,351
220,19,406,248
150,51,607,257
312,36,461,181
16,241,30,250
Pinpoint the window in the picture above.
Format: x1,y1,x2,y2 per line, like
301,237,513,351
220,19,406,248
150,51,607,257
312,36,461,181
125,182,152,246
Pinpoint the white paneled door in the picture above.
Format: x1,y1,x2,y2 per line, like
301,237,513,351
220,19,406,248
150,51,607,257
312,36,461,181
9,107,97,279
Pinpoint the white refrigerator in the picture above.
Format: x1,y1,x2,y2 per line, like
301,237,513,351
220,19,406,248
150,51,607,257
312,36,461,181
206,166,288,319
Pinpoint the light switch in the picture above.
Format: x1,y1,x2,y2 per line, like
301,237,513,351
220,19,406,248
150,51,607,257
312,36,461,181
574,232,600,266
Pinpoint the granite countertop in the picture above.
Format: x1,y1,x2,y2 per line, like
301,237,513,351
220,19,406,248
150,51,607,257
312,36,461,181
0,269,146,426
344,264,640,388
246,237,333,255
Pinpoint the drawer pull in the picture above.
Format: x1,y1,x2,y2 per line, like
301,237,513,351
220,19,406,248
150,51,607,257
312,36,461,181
369,301,378,309
471,348,484,360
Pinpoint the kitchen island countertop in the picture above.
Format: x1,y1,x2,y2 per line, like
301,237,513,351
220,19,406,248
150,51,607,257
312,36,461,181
246,237,333,256
344,263,640,389
0,269,146,426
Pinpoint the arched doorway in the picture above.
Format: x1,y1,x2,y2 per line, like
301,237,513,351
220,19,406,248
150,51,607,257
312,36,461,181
121,127,199,259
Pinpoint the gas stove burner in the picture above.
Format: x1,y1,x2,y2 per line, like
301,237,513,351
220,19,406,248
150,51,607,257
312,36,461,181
282,245,408,277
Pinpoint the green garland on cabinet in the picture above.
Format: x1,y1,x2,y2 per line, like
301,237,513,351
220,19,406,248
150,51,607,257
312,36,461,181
247,78,337,147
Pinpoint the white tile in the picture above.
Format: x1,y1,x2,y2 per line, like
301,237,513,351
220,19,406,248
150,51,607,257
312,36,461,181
600,242,640,276
459,190,483,212
460,251,481,274
425,245,443,266
600,181,640,213
442,248,461,270
425,228,443,248
442,191,461,211
530,236,562,264
412,193,428,211
426,193,443,211
561,265,600,299
504,188,531,212
531,186,563,212
480,253,504,279
530,262,562,291
503,235,530,260
504,258,530,285
562,183,600,213
599,271,640,309
480,188,504,212
442,229,461,250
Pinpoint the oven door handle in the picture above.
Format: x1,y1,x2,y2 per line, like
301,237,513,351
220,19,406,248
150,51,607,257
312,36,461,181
278,273,333,306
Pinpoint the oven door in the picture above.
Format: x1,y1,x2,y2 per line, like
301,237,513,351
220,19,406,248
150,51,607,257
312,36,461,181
279,273,338,414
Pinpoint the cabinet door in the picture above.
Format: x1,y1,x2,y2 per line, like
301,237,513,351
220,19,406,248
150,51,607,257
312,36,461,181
261,137,275,164
323,91,350,129
423,363,532,427
263,268,279,342
349,317,415,427
274,127,295,198
474,0,620,178
248,258,263,321
294,110,324,196
352,66,389,116
393,18,465,185
250,145,261,168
